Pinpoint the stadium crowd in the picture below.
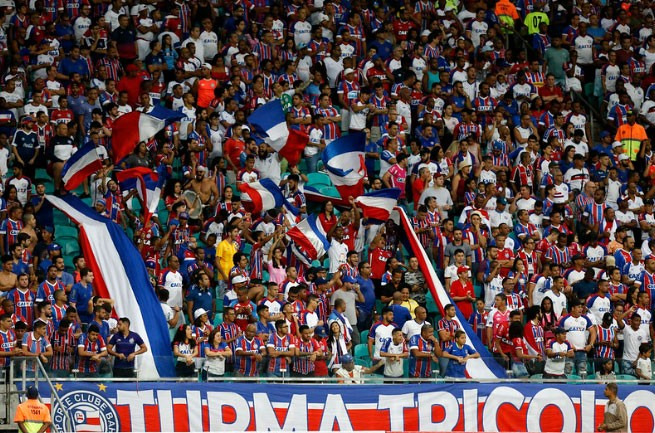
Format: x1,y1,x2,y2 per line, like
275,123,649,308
0,0,653,382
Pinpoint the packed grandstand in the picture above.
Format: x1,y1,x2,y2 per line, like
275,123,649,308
0,0,653,386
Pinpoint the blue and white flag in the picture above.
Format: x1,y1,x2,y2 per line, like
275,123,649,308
285,214,330,265
355,188,401,222
61,143,103,191
45,194,175,379
248,99,307,165
321,133,367,199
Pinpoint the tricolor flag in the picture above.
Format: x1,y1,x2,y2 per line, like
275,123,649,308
286,214,330,265
238,178,286,215
390,206,506,379
111,108,183,164
116,167,162,226
321,132,367,200
355,188,401,221
45,194,175,379
248,99,308,166
75,410,102,432
61,143,103,191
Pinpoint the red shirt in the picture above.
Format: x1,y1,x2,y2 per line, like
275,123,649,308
116,76,144,107
368,247,392,279
450,279,474,319
224,138,245,170
497,247,515,277
341,221,357,251
412,178,426,210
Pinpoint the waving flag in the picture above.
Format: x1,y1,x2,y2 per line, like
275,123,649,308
286,214,330,265
111,108,183,164
390,206,506,379
248,99,308,166
322,132,367,200
45,194,174,379
116,167,162,226
355,188,401,221
239,178,286,214
61,143,103,191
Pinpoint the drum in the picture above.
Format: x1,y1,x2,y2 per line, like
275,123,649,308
183,190,203,219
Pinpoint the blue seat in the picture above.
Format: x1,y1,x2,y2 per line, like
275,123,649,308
360,330,369,342
354,344,369,359
307,172,331,187
56,226,78,239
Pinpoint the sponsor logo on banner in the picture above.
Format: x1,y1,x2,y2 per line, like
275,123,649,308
39,382,655,432
52,390,120,432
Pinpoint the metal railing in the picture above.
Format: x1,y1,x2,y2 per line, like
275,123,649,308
7,357,76,433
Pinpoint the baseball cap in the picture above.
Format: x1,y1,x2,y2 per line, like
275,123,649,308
231,275,248,285
612,141,623,149
341,354,354,364
193,308,208,320
95,198,106,207
48,243,61,252
457,266,469,274
202,63,212,69
342,275,357,284
497,197,508,205
21,116,33,124
314,326,328,337
179,212,189,219
315,277,329,285
145,258,157,269
619,154,629,161
600,131,610,138
43,226,54,233
344,68,355,75
196,165,207,173
554,327,567,335
421,30,431,37
26,386,39,399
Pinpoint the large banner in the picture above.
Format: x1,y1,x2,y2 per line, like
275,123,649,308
37,382,655,432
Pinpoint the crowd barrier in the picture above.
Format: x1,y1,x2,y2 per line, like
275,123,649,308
35,381,655,432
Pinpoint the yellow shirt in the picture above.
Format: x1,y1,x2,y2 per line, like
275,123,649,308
14,400,51,433
216,239,237,281
524,12,550,35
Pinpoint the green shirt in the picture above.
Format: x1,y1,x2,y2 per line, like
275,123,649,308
524,12,549,35
544,47,570,81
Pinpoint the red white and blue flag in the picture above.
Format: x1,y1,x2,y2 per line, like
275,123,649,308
111,107,183,164
286,214,330,265
44,194,174,379
61,143,103,191
391,207,506,379
321,132,367,200
355,188,401,222
239,178,286,215
248,99,308,166
115,167,162,226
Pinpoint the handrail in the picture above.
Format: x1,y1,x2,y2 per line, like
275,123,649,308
9,357,76,433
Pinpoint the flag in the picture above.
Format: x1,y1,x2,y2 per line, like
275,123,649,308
321,133,367,200
111,108,183,164
116,167,162,226
248,99,308,166
45,194,175,379
355,188,401,221
75,410,102,432
238,179,285,215
390,206,507,379
61,143,103,191
286,214,330,265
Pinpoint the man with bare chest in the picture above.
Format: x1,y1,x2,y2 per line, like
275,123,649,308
187,165,218,216
0,256,17,293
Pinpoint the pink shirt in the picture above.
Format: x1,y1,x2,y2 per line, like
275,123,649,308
387,164,407,199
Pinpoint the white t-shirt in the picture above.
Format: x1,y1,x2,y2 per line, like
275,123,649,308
637,357,652,379
544,340,571,375
200,31,218,61
623,325,649,361
402,319,430,340
328,239,348,273
545,290,567,318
